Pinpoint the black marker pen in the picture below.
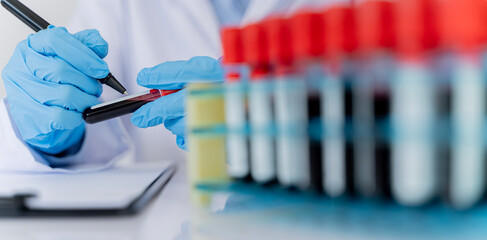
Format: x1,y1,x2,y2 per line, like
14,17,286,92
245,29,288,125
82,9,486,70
1,0,128,95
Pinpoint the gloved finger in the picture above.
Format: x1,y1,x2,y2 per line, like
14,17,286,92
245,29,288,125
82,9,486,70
72,29,109,59
28,26,109,79
24,45,103,97
176,136,187,151
137,56,224,89
24,43,103,97
164,117,187,150
164,117,185,138
12,103,83,139
11,75,100,112
5,82,84,139
131,89,187,128
22,108,83,141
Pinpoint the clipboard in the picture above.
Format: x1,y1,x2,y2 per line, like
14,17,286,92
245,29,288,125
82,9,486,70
0,163,176,217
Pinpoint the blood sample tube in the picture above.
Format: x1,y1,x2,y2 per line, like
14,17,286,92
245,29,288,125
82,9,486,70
243,23,276,184
322,3,357,197
222,27,251,180
83,89,179,124
440,0,486,209
266,17,310,190
392,0,440,206
354,0,396,198
291,11,326,191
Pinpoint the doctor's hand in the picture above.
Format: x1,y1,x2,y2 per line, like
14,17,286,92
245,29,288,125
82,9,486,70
131,56,224,150
2,26,109,156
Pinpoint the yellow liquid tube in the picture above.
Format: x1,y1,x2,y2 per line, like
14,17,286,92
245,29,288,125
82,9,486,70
186,82,229,207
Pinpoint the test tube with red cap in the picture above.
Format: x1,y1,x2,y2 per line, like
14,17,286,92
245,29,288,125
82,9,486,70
391,0,440,207
83,89,179,124
243,22,276,184
439,0,487,209
354,0,396,198
321,2,358,197
291,11,326,191
222,27,251,180
266,17,310,189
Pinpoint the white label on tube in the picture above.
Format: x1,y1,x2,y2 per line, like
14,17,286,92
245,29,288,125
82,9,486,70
450,59,485,209
275,77,310,189
392,63,436,206
322,75,346,197
249,80,275,183
91,90,152,110
225,82,250,178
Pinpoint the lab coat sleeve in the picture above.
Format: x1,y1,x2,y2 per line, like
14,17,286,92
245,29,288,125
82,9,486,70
0,98,134,173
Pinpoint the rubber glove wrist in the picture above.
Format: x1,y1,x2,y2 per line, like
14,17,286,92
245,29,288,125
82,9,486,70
29,126,86,157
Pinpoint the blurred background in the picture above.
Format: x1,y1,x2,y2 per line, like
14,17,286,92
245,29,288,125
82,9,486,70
0,0,78,98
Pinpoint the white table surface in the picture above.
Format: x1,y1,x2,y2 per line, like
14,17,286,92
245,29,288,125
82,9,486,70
1,159,486,240
0,160,193,240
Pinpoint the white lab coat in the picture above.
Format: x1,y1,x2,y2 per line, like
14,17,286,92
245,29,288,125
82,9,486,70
0,0,321,172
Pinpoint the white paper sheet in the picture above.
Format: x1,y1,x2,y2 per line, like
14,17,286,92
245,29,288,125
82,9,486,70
0,162,174,210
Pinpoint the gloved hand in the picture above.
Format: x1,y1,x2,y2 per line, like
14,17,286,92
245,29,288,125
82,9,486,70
2,26,109,156
131,56,224,150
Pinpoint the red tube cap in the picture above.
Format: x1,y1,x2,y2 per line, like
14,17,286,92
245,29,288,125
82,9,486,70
324,5,358,58
396,0,440,58
243,23,269,65
439,0,487,53
265,17,294,71
356,0,396,53
243,23,271,78
221,27,244,64
291,12,326,60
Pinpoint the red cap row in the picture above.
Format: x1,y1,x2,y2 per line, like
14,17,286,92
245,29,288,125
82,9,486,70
222,0,487,68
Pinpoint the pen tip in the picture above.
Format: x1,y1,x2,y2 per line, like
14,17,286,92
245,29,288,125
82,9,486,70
124,91,128,95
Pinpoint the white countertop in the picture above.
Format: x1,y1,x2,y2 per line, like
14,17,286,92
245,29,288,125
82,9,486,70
1,159,486,240
0,160,192,240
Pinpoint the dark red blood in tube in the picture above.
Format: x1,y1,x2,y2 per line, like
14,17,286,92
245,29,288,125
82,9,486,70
83,89,179,124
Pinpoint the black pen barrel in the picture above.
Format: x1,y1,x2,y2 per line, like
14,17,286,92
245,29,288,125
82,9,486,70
1,0,49,32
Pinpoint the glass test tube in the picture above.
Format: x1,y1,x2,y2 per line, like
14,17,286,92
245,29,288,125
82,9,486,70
83,89,179,124
272,16,311,190
391,0,439,207
444,0,486,210
354,0,395,198
222,27,251,180
243,23,277,184
322,4,356,197
450,56,486,209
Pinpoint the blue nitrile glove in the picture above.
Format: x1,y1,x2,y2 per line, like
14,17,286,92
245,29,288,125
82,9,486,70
131,56,224,150
2,26,109,156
